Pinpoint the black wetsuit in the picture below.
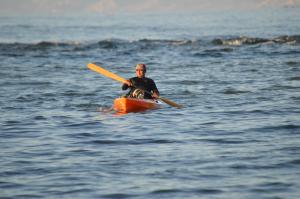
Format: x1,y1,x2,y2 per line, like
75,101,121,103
122,77,159,99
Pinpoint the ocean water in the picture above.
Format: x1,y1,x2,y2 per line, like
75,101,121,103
1,9,300,199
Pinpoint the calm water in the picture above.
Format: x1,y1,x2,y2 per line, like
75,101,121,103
1,9,300,199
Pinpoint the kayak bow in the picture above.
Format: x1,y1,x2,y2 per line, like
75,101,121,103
114,97,162,113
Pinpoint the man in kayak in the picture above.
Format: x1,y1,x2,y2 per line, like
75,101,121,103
122,63,159,99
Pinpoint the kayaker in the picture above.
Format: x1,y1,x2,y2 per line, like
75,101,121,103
122,63,159,99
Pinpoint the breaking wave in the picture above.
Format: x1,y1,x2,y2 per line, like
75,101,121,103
0,35,299,51
212,35,300,46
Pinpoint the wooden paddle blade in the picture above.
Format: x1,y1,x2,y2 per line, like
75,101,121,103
87,63,127,84
158,96,183,109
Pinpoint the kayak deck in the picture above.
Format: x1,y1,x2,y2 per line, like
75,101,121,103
113,97,162,113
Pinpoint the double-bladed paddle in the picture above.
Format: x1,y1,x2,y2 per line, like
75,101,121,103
87,63,183,109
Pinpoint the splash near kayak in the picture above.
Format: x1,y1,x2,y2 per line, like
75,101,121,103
114,97,162,113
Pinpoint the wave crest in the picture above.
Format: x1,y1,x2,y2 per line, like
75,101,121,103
0,35,299,51
213,35,300,46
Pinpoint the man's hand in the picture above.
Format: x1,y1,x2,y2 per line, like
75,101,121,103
125,80,132,87
152,92,159,99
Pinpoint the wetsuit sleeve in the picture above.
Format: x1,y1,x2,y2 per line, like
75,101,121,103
151,80,158,90
122,78,132,90
122,83,128,90
150,79,159,95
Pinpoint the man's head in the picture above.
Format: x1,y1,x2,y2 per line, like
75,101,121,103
135,63,146,78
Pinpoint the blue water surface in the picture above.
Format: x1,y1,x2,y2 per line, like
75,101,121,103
1,8,300,199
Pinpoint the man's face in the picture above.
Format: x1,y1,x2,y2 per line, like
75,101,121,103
136,65,146,78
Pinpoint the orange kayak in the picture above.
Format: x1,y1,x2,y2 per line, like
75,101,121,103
113,97,162,113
